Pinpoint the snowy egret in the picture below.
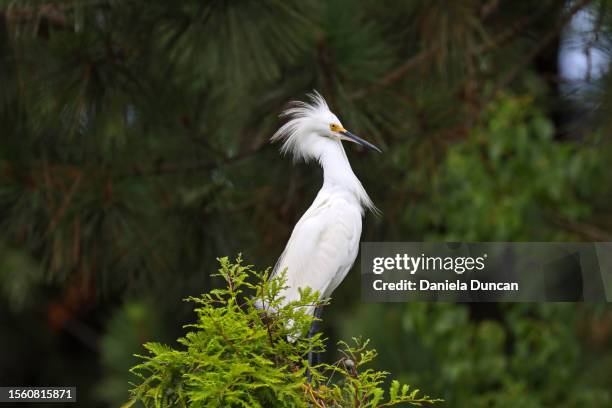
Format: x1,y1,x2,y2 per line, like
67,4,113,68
270,91,380,340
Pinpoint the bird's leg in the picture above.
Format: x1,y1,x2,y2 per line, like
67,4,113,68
306,306,324,382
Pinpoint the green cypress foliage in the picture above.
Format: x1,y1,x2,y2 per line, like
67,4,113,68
125,257,441,407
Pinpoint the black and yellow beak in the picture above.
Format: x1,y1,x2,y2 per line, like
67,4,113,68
340,130,382,153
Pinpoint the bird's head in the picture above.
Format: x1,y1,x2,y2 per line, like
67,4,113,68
271,91,381,162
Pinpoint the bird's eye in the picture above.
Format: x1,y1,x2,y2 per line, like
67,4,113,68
330,124,339,131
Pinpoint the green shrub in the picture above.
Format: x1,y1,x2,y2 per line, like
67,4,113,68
124,257,440,407
341,302,612,407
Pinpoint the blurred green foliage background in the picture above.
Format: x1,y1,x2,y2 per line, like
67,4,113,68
0,0,611,406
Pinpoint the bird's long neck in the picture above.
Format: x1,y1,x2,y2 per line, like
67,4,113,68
319,141,357,185
318,141,374,213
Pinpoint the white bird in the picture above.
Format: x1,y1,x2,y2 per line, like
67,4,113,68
270,91,380,324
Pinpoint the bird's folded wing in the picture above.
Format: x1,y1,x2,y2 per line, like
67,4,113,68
273,197,360,304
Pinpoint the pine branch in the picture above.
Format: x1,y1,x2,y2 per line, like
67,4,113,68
2,3,69,28
349,3,555,102
6,146,264,185
549,214,612,241
114,147,264,180
490,0,593,94
350,47,438,101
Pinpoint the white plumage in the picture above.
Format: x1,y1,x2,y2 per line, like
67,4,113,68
270,91,380,318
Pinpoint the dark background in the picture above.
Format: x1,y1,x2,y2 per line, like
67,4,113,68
0,0,611,406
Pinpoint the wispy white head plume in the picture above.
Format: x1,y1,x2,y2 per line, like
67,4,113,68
271,91,342,162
